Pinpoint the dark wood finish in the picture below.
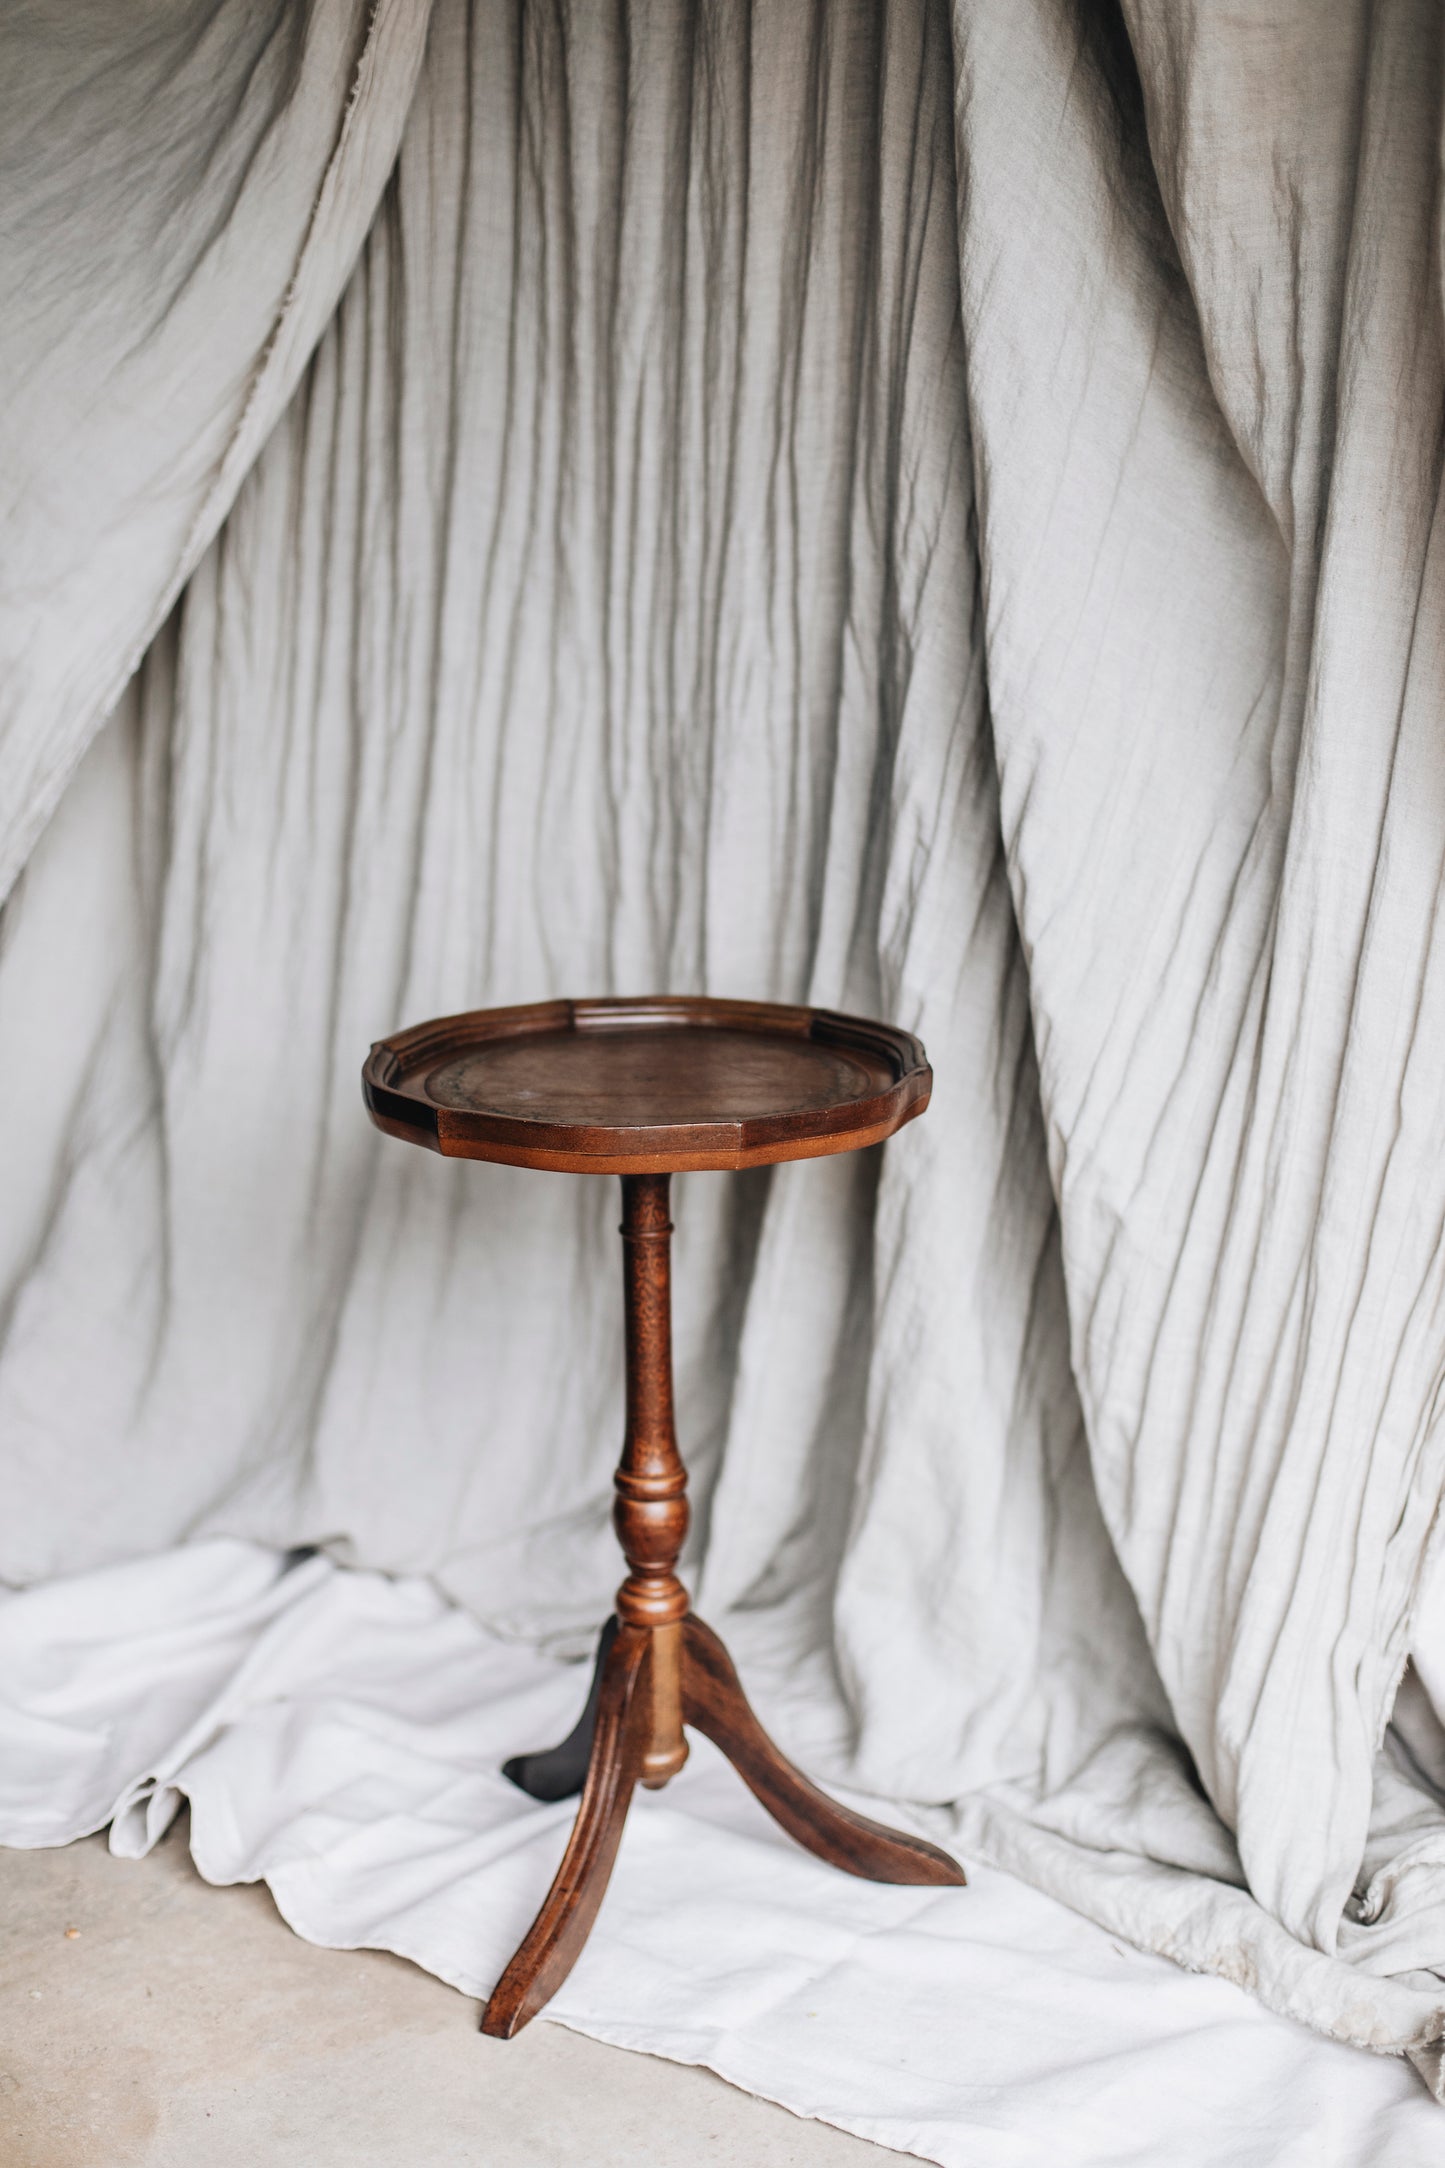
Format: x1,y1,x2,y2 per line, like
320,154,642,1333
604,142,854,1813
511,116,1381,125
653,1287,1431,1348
681,1615,964,1885
614,1173,690,1784
363,995,930,1174
488,1598,963,2037
361,997,961,2039
503,1617,619,1803
481,1622,652,2039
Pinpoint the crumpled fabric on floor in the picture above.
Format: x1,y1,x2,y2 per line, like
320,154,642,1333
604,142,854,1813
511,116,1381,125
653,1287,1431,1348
1,1541,1440,2168
5,0,1445,2100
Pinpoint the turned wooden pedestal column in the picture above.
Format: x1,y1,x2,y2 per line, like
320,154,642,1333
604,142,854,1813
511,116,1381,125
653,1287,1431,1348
362,995,967,2039
613,1173,690,1788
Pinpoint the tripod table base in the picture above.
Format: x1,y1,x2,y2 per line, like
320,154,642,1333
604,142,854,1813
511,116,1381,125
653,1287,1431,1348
483,1611,964,2039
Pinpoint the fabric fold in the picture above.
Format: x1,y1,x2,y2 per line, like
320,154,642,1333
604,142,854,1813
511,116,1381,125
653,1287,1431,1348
2,1543,1439,2168
0,0,432,900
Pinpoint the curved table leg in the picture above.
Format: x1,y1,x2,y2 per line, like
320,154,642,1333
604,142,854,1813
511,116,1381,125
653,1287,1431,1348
481,1621,651,2038
681,1615,965,1887
503,1616,620,1802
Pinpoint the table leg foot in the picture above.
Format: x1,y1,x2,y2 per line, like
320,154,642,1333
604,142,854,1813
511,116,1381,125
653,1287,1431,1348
502,1616,619,1802
481,1621,650,2038
680,1614,965,1887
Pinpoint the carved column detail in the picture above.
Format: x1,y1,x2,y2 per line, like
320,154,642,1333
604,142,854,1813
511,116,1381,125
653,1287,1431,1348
615,1172,690,1784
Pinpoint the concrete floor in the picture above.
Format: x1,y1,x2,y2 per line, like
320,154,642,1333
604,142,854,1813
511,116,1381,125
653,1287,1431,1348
0,1820,897,2168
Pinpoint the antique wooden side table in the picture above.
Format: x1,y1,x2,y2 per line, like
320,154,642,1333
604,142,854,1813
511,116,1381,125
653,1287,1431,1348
362,995,964,2037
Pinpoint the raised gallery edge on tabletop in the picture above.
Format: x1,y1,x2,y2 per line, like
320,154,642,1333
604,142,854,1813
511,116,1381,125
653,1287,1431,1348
362,993,932,1175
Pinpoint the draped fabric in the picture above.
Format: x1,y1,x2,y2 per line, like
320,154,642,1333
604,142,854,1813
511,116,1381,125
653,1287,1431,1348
4,0,1445,2101
0,0,430,896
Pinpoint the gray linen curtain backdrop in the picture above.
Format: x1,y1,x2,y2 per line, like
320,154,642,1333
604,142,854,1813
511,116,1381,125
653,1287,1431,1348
6,0,1445,2090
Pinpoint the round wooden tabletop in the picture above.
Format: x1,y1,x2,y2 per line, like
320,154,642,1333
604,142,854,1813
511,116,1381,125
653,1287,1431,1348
363,996,930,1175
